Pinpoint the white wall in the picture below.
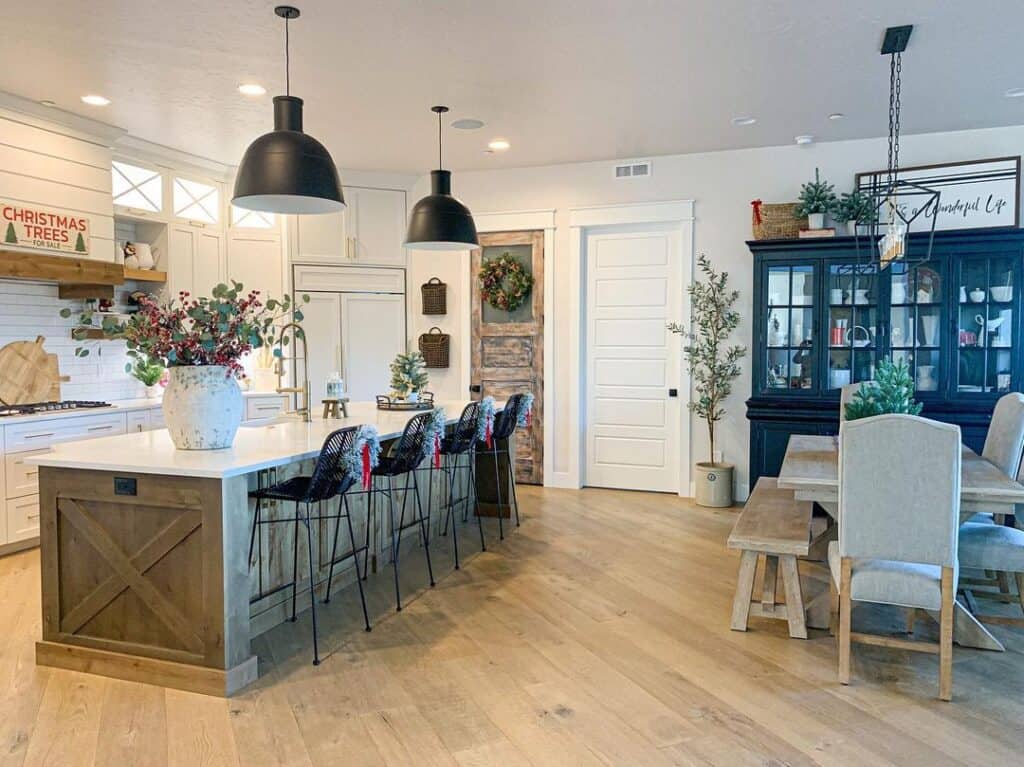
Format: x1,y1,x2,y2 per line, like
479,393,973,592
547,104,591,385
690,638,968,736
420,125,1024,497
405,251,469,400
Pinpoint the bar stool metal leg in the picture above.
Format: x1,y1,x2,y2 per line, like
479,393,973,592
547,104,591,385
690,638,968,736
301,502,321,665
342,496,372,632
491,443,505,540
290,509,300,622
468,452,486,551
324,496,343,603
411,469,436,587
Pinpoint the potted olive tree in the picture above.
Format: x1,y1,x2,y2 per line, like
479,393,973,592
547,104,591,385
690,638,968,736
669,254,746,507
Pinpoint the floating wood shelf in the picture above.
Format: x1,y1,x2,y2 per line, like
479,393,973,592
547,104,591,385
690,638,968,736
0,249,124,286
73,329,107,340
123,267,167,283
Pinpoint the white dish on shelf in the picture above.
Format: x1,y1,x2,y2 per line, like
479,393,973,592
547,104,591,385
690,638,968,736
990,286,1013,302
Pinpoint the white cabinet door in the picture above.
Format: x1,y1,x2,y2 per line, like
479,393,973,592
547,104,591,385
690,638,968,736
126,410,150,433
341,293,406,401
349,187,406,267
294,210,347,264
7,494,39,543
301,292,343,404
227,231,283,298
167,225,226,299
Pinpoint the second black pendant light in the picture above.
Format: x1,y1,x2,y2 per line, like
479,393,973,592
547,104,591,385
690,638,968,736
405,106,479,250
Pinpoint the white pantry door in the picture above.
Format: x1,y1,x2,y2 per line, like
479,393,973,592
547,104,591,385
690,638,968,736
585,223,683,492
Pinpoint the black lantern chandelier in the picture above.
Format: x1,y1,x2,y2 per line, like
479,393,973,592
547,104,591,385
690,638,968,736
860,25,940,269
233,6,345,215
405,106,479,250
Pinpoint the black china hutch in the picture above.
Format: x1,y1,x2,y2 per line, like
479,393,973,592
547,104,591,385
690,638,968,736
747,228,1024,491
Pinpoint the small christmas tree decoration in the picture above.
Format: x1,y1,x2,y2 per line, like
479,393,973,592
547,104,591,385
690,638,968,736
843,357,922,421
74,232,87,253
834,189,878,226
795,167,838,218
341,425,381,489
476,396,497,447
422,408,447,468
4,222,17,244
389,351,430,398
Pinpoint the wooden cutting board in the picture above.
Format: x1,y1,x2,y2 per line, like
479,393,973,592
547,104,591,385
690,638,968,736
0,336,69,405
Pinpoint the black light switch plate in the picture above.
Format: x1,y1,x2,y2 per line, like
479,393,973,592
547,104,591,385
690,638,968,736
114,477,137,496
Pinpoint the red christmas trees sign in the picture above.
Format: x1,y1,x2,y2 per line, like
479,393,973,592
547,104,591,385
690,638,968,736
1,202,89,255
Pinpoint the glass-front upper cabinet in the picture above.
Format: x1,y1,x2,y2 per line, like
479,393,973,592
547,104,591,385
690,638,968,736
826,263,880,390
888,260,943,394
764,264,816,392
956,253,1017,395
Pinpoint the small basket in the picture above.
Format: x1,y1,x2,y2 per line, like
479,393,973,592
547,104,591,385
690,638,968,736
421,277,447,315
752,201,805,240
418,327,450,368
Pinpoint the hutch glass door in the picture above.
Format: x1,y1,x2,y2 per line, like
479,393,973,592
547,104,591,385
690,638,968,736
827,263,879,390
764,264,816,391
957,254,1016,394
888,260,943,393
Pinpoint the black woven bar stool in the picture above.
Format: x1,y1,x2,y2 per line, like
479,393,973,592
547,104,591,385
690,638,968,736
361,410,439,611
479,393,529,540
435,400,487,569
248,426,371,666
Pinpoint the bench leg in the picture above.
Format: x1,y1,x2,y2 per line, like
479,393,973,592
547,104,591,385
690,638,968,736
761,555,779,615
731,550,759,631
779,555,807,639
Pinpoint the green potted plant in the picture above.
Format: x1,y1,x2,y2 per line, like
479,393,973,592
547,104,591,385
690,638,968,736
796,167,838,230
844,357,922,421
669,254,746,507
834,189,878,236
128,359,165,399
389,351,430,402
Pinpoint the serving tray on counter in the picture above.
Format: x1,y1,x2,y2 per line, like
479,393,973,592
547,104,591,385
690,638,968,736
375,393,435,411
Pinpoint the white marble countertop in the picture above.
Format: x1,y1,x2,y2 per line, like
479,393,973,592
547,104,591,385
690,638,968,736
0,390,285,426
28,400,486,479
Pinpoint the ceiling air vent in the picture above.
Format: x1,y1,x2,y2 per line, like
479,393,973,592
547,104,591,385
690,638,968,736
613,159,652,179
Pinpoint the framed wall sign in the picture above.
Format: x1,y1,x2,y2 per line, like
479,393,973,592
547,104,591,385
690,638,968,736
855,156,1021,232
1,202,90,255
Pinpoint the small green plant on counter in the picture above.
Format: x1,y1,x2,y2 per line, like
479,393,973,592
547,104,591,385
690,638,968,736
795,167,838,216
834,189,878,224
128,358,163,387
844,357,922,421
389,351,429,398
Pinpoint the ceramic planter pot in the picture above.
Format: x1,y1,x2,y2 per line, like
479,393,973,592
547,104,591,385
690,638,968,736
694,462,734,507
846,220,858,236
144,384,161,399
163,365,243,450
807,212,825,229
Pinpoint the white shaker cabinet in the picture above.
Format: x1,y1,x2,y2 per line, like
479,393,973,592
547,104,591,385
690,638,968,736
341,292,406,401
167,224,226,299
227,230,283,299
301,292,343,404
293,186,406,267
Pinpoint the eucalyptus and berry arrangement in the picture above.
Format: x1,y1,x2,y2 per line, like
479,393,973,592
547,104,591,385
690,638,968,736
62,282,308,378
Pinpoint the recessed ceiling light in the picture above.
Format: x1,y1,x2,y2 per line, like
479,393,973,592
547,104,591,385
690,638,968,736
1005,87,1024,98
81,94,110,106
452,118,484,130
795,134,815,145
731,116,757,126
38,100,56,108
238,83,267,97
488,139,511,151
828,112,845,121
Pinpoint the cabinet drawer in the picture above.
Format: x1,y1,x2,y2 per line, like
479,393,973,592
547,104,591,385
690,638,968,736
246,396,286,421
149,408,166,428
126,411,150,432
3,412,126,453
5,449,47,499
7,494,40,543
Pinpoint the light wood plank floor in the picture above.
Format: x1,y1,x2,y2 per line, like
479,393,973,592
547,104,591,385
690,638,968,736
2,486,1023,766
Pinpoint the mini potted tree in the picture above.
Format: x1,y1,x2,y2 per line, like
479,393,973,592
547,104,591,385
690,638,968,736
834,189,878,236
843,357,922,421
669,254,746,507
796,167,837,230
389,351,430,402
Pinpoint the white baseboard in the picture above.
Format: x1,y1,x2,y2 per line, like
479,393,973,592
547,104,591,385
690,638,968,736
544,472,579,489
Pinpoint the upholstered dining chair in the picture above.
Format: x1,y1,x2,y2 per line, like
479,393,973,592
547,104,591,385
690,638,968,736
967,392,1024,526
830,414,961,701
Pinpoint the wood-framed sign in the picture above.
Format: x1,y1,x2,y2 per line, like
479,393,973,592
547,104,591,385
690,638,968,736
1,202,90,255
855,156,1021,232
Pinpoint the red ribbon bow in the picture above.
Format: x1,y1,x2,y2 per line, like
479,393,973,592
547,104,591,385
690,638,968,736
751,199,763,225
434,434,442,469
485,418,493,449
361,442,372,490
526,408,532,428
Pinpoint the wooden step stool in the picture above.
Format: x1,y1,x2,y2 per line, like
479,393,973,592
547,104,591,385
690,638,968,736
728,477,829,639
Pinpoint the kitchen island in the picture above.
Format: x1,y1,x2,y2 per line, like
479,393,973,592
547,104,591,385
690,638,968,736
28,400,510,696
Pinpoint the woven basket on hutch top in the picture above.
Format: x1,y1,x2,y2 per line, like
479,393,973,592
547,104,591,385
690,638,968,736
751,200,805,240
418,327,450,368
421,277,447,315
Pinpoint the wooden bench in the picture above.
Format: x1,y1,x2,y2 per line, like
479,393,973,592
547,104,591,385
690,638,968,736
728,477,829,639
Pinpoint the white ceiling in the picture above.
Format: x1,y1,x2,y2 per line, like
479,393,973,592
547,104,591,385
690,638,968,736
2,1,1024,173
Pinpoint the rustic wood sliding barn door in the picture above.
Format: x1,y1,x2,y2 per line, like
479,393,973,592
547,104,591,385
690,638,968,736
471,231,544,485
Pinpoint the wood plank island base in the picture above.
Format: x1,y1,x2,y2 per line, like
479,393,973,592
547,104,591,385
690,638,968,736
29,401,510,697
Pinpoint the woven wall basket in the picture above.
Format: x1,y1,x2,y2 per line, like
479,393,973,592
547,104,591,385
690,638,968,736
418,327,450,368
421,277,447,315
752,201,805,240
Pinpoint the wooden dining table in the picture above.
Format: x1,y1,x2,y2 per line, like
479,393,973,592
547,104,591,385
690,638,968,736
777,434,1024,652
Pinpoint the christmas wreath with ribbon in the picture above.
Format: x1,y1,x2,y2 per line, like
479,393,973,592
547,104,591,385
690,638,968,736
341,425,382,490
476,396,497,448
479,252,534,312
421,407,447,469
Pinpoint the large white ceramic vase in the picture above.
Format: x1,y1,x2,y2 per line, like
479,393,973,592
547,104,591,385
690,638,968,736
163,365,243,450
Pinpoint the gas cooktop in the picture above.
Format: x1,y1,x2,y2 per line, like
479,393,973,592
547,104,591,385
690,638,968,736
0,400,112,418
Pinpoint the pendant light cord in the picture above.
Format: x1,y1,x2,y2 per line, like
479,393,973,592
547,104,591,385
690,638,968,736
438,109,443,169
285,15,291,96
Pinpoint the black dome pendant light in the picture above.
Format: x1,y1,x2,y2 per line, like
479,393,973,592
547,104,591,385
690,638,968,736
232,6,344,215
405,106,479,250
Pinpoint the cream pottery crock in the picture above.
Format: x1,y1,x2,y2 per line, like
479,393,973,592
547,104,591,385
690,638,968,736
162,365,243,449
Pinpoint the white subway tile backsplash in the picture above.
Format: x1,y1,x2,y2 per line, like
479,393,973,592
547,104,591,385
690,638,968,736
0,278,146,402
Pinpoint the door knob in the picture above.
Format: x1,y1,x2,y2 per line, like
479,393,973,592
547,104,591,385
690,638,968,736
668,388,678,397
470,384,482,393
